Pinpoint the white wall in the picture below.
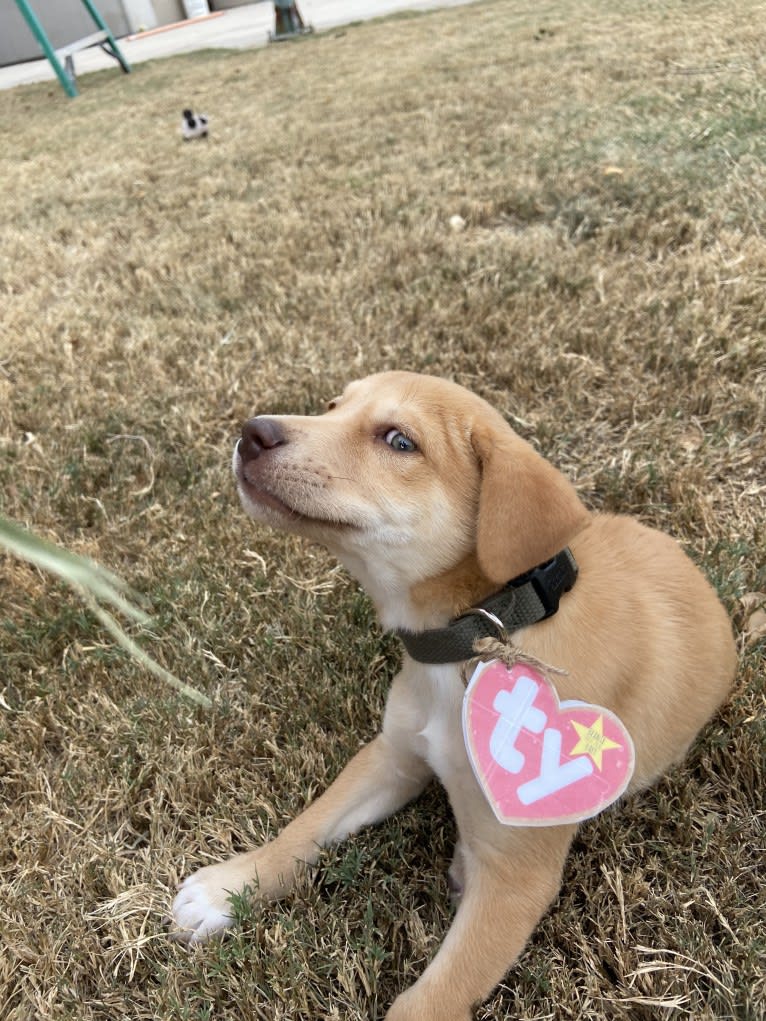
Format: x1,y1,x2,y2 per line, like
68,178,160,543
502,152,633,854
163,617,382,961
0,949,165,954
0,0,130,66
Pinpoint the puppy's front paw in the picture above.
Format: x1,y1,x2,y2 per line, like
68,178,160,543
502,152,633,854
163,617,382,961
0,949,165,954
171,856,253,944
386,988,471,1021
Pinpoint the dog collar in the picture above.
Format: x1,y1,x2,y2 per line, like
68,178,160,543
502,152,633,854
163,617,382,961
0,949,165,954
396,548,578,664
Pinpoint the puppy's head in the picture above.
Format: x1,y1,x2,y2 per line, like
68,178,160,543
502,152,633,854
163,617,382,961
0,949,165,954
233,372,588,614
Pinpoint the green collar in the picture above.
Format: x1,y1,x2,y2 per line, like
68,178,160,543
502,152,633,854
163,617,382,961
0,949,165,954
395,548,578,664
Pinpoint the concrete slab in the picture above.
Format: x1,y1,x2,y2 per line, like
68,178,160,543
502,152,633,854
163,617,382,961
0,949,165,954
0,0,479,92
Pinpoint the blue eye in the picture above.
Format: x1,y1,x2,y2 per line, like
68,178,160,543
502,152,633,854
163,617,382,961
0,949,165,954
384,429,418,453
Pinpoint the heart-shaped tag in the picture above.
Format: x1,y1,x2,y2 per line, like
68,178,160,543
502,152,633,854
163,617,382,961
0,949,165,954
462,660,635,826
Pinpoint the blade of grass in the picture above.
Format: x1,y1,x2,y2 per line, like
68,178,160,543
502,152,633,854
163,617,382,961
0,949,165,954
0,515,149,623
81,591,212,709
0,515,212,708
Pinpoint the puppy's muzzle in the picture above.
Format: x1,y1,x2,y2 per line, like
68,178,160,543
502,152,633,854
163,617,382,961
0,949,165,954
238,417,286,464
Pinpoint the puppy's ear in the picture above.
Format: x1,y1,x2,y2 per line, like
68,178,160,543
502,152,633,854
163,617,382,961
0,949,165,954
471,420,589,585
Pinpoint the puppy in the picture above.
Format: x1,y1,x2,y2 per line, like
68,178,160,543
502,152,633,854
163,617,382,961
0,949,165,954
172,372,736,1020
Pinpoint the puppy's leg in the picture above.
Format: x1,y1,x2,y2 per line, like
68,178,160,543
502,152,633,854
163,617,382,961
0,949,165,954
172,734,431,943
386,827,574,1021
447,838,466,901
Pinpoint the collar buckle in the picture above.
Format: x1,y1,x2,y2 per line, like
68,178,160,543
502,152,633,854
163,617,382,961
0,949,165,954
507,548,578,620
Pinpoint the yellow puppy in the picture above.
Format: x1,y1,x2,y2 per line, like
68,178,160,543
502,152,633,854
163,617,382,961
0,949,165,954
172,372,736,1021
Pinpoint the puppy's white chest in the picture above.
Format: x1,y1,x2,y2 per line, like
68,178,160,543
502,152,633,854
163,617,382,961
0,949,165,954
416,666,465,781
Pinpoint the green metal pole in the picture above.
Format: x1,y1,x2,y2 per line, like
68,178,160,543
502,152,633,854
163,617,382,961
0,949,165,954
79,0,131,73
13,0,78,97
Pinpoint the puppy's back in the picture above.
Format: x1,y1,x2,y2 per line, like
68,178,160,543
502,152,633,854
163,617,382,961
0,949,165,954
521,513,736,791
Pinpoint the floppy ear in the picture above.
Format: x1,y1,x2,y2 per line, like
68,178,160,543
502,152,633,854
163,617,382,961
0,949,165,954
471,420,589,585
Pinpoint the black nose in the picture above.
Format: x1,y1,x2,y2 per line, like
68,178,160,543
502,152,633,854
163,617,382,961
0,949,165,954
238,417,287,463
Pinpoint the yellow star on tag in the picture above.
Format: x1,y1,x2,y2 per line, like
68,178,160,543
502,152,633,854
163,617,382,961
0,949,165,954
570,716,622,770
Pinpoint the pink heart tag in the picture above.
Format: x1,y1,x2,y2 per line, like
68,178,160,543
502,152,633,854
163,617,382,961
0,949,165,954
462,660,635,826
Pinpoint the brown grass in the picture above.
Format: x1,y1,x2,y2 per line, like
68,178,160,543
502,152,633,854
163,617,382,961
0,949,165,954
0,0,764,1018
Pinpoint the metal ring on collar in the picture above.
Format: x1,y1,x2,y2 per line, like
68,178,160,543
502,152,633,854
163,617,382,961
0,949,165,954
457,607,510,646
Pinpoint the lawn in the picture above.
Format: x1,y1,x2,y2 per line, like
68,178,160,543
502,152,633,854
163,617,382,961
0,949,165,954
0,0,764,1018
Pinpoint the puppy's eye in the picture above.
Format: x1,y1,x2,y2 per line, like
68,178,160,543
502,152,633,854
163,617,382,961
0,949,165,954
384,429,418,453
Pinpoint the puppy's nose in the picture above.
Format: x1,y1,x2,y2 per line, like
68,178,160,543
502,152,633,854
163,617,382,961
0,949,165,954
238,417,286,463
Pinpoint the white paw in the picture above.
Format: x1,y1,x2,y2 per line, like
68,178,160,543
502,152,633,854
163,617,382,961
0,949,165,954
171,867,236,944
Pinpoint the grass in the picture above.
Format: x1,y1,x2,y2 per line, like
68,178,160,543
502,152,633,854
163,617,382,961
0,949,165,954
0,515,212,707
0,0,764,1017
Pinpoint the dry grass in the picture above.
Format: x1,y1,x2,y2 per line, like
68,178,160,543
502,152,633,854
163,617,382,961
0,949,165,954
0,0,764,1018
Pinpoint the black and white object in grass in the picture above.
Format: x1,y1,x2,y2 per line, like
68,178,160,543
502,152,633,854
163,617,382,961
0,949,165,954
181,109,209,140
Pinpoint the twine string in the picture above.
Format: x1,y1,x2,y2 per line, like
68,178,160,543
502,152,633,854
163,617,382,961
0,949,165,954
461,636,569,686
